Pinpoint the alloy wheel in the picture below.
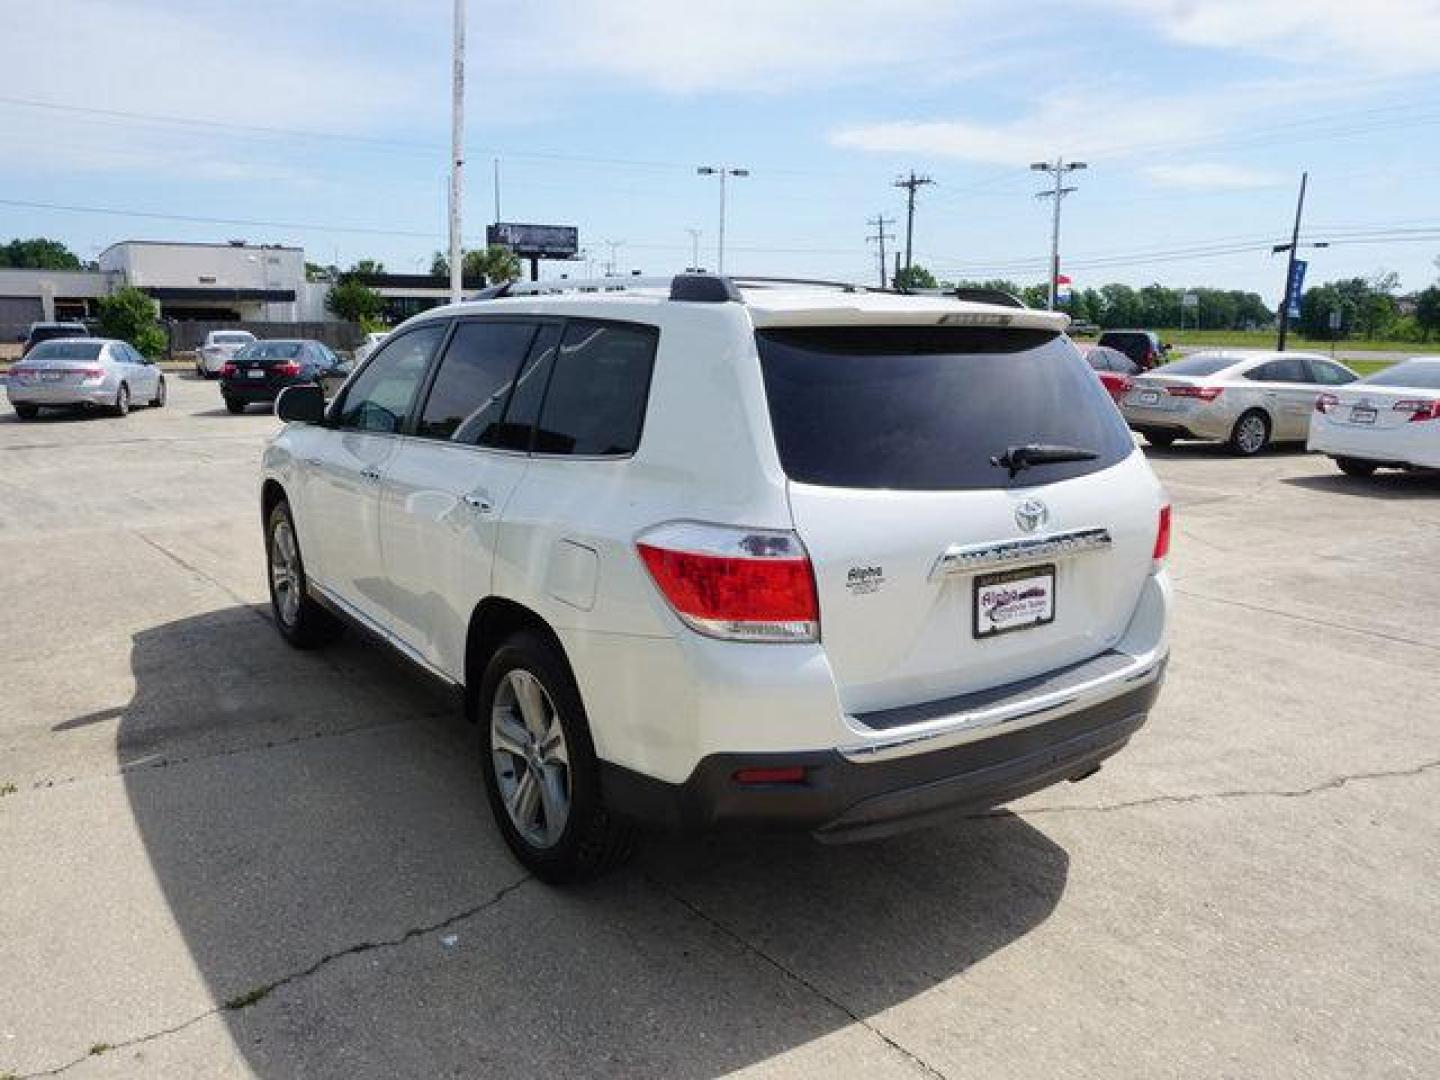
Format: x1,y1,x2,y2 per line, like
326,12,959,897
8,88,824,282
269,517,302,627
490,669,571,849
1236,414,1267,454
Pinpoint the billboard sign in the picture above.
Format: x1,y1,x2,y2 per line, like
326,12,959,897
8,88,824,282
1286,259,1307,319
487,222,579,259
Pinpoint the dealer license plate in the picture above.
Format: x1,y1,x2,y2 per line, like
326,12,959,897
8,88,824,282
247,369,266,379
1350,406,1376,425
973,564,1056,639
1138,390,1160,405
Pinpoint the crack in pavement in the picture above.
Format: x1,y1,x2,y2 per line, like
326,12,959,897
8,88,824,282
1175,587,1440,653
992,757,1440,818
644,874,949,1080
13,875,532,1080
129,529,264,617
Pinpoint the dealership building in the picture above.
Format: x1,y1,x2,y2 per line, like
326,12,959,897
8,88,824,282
0,239,474,342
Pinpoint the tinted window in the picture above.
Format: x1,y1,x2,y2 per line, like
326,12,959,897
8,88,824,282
244,342,305,361
532,321,657,456
1082,349,1108,372
335,324,445,434
756,326,1133,491
1160,355,1236,377
1307,359,1357,386
29,325,87,344
1359,361,1440,389
418,320,537,442
213,332,254,345
1246,357,1306,383
26,341,102,361
483,324,561,452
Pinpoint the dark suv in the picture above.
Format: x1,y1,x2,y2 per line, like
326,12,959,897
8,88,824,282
21,322,90,357
1098,330,1169,371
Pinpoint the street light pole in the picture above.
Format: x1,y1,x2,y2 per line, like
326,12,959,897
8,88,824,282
1275,172,1308,352
447,0,465,304
696,166,748,274
1031,157,1086,311
685,228,702,271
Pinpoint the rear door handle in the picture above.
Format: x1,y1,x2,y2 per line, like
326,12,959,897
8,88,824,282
359,466,382,482
463,493,494,514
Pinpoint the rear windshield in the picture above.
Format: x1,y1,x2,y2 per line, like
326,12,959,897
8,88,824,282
212,332,254,345
755,326,1134,491
25,341,102,361
1156,355,1235,377
241,342,303,360
1358,361,1440,389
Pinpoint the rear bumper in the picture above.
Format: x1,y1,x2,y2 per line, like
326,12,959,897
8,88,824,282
6,384,114,407
601,665,1163,842
1308,422,1440,469
1122,401,1235,441
222,379,295,402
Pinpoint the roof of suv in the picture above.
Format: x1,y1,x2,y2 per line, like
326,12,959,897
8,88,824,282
409,274,1070,333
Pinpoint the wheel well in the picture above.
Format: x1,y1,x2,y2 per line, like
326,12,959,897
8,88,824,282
260,479,286,528
464,598,569,722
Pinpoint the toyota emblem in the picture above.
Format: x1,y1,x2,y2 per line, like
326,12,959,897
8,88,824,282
1015,498,1048,533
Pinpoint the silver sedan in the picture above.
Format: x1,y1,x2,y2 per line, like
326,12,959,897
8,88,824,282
1120,350,1359,455
5,337,167,419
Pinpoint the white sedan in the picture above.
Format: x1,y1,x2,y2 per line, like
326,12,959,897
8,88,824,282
1308,357,1440,476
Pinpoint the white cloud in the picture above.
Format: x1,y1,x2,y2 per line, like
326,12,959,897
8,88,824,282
1100,0,1440,75
476,0,988,93
1143,163,1284,190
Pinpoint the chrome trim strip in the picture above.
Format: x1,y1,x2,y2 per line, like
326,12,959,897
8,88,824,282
309,582,461,688
836,650,1165,763
929,527,1113,580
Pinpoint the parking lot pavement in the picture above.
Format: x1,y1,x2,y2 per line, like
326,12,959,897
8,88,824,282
1,375,1437,1079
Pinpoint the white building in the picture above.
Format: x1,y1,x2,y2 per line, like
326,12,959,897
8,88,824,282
97,240,304,322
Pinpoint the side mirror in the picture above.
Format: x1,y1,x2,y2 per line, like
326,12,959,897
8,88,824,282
275,383,326,424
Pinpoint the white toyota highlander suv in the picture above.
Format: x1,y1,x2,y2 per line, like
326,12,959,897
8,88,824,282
260,274,1172,882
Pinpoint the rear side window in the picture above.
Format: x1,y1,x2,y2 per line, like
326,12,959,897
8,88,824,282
532,321,657,456
756,326,1134,491
1306,359,1356,386
417,320,538,442
1246,357,1306,383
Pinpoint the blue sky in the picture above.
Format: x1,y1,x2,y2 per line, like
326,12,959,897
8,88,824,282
4,0,1439,304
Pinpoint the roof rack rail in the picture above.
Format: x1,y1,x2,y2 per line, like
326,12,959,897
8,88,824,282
727,275,870,293
466,273,743,303
949,286,1027,309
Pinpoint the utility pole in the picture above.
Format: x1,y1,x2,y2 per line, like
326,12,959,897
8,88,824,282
447,0,465,303
685,228,702,271
696,166,749,274
1031,157,1087,311
866,214,895,289
492,157,501,225
1275,172,1309,352
602,239,624,277
893,171,934,273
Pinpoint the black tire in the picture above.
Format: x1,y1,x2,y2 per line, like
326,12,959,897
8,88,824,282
150,376,167,408
477,631,636,884
265,499,342,650
1228,409,1270,456
111,383,131,417
13,403,39,420
1336,456,1378,478
1143,430,1177,448
224,396,246,414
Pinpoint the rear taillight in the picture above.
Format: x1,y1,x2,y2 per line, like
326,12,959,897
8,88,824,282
1167,385,1223,402
78,367,103,380
272,361,302,377
1153,504,1172,564
1393,399,1440,422
637,522,818,643
8,367,32,380
733,766,807,785
220,363,238,378
1315,393,1339,414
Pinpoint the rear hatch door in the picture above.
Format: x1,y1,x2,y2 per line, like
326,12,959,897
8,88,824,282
755,323,1164,716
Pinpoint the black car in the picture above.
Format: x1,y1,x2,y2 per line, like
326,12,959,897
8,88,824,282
220,340,348,414
1097,329,1170,371
20,321,90,357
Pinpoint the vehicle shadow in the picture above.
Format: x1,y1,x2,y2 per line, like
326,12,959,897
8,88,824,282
1282,471,1440,499
110,606,1069,1078
1139,440,1311,460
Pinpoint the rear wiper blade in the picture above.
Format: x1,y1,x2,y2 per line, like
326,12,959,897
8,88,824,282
990,443,1098,479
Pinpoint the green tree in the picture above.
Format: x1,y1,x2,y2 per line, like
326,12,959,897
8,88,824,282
1415,286,1440,342
96,287,167,358
305,262,338,282
894,264,938,290
0,237,84,270
325,278,385,323
348,258,386,275
431,245,523,285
